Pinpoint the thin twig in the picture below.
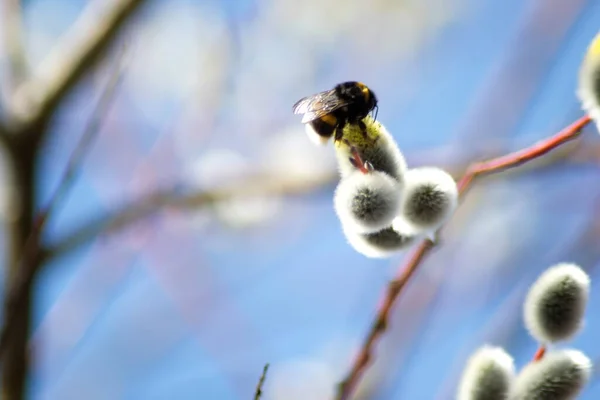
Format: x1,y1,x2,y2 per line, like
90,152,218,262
336,114,592,400
5,0,146,132
1,0,28,93
0,49,128,362
41,44,129,225
254,363,270,399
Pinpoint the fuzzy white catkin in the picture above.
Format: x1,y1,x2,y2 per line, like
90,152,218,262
523,263,590,344
304,124,330,146
342,225,415,258
510,349,592,400
334,170,402,234
334,116,407,182
392,167,458,237
577,30,600,129
457,345,515,400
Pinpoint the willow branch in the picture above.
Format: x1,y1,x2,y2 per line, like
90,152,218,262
5,0,146,133
336,114,592,400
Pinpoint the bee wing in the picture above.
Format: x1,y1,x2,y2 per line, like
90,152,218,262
292,89,349,124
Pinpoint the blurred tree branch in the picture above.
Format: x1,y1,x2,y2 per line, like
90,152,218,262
38,45,128,231
1,0,28,94
0,0,147,398
0,44,126,384
0,122,10,149
4,0,145,135
42,131,596,263
43,171,339,261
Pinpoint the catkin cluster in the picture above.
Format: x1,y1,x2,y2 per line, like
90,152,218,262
331,117,458,258
456,263,592,400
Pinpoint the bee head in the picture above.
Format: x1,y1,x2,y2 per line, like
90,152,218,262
355,82,378,115
336,81,378,119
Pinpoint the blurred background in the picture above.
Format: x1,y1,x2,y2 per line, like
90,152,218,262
1,0,600,399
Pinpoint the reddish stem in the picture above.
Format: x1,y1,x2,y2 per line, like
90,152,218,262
336,114,592,400
533,345,546,362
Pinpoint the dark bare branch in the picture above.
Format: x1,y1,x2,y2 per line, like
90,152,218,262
1,135,37,400
0,119,7,139
0,48,126,357
254,363,270,400
5,0,147,133
0,47,128,398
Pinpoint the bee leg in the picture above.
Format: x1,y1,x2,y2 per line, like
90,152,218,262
343,139,370,174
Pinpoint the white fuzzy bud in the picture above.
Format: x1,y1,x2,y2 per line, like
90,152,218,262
334,170,401,234
523,263,590,344
392,167,458,236
334,116,407,182
511,349,592,400
342,225,415,258
578,31,600,128
457,345,516,400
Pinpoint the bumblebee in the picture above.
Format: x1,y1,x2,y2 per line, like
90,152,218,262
292,81,378,144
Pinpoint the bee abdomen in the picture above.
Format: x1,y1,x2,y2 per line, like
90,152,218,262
310,117,337,138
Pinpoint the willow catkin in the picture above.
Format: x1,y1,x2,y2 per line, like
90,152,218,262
392,166,458,237
511,349,592,400
457,345,515,400
334,116,407,182
334,170,402,234
523,263,590,344
342,225,415,258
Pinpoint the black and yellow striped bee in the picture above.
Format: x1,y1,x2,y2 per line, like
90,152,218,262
292,81,378,144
